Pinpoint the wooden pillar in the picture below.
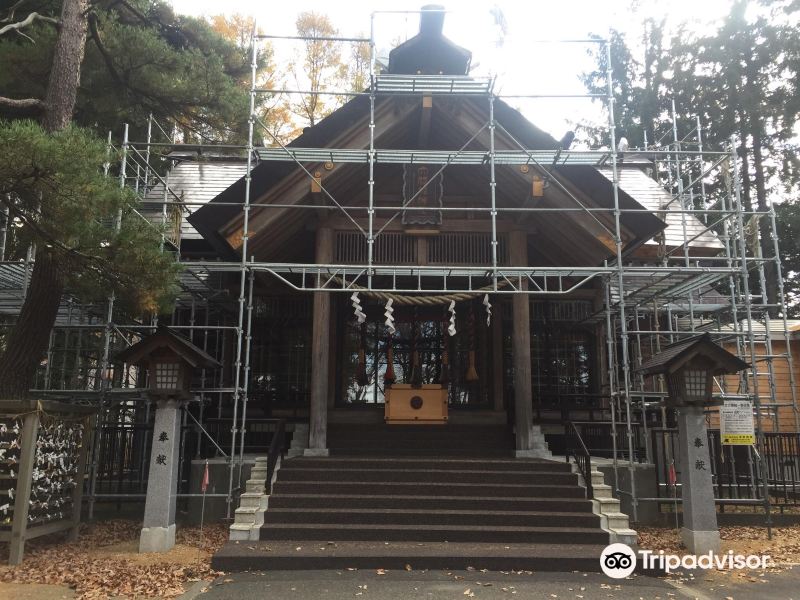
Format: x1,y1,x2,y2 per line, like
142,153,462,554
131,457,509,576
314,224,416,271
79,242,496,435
492,312,504,411
510,231,533,451
9,411,40,565
68,415,94,542
308,227,333,455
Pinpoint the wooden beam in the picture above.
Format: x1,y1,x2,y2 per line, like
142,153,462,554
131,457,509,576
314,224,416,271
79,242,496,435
308,227,333,454
322,216,518,234
492,307,504,412
68,415,93,542
509,230,533,451
222,98,419,249
418,95,433,148
9,412,40,565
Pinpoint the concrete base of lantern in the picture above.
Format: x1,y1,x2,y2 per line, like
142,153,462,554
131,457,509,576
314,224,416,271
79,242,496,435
681,527,721,555
139,524,176,553
303,448,330,457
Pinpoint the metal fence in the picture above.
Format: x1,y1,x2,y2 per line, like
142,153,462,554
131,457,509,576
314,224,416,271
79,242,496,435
651,428,800,510
88,413,290,506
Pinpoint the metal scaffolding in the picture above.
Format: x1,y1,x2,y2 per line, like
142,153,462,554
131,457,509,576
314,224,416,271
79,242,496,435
0,8,796,523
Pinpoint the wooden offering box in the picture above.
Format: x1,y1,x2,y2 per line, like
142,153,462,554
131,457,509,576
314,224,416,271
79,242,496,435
384,384,448,424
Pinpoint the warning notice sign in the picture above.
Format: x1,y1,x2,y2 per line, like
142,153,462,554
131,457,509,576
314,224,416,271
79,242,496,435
720,399,755,445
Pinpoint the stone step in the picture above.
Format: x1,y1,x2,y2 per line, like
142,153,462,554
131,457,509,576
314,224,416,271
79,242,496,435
330,448,516,457
245,480,266,494
603,511,631,530
272,480,588,498
268,493,594,513
283,457,570,473
212,540,609,572
591,483,613,498
277,468,578,485
238,493,267,509
596,496,621,512
263,508,601,528
259,523,610,545
233,506,262,526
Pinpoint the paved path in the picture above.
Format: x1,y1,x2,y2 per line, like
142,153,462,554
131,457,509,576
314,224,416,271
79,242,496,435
190,567,800,600
191,569,686,600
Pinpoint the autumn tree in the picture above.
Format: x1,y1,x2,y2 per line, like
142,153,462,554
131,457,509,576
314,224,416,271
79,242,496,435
288,11,348,127
209,13,294,144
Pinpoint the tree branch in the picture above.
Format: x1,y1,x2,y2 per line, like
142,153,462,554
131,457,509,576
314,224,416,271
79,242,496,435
0,12,60,38
0,96,44,112
87,12,124,87
1,0,30,24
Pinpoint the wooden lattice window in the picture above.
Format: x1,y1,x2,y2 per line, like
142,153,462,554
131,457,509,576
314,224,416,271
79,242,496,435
427,233,508,265
335,232,417,264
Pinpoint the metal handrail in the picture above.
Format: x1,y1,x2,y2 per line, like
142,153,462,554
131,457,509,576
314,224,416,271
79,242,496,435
265,419,286,494
565,421,593,499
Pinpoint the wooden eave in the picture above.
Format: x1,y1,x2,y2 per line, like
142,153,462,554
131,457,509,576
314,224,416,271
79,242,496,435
189,95,669,266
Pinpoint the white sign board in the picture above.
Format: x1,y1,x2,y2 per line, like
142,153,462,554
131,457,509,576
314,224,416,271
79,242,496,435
720,399,755,445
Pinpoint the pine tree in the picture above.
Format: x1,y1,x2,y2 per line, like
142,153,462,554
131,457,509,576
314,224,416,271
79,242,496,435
0,0,254,397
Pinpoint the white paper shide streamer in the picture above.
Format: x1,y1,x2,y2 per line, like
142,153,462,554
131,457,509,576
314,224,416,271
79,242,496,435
384,298,395,335
351,292,366,324
483,294,492,326
448,300,457,336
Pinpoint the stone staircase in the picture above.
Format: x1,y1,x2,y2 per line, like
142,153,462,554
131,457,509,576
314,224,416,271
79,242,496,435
214,424,633,572
588,466,637,545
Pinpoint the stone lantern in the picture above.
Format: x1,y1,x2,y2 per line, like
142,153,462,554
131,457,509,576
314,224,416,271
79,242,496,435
639,333,747,554
116,325,220,553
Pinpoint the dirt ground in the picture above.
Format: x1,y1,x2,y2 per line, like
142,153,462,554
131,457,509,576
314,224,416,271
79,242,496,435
0,520,226,599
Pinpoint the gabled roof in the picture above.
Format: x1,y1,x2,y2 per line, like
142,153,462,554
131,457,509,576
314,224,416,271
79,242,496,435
116,325,221,369
187,95,669,264
596,168,723,252
638,333,748,375
141,161,248,242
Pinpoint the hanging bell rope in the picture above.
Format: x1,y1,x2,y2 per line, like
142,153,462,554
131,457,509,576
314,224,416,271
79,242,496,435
410,306,422,387
440,310,450,386
465,301,479,383
384,338,396,384
356,322,368,387
332,276,507,306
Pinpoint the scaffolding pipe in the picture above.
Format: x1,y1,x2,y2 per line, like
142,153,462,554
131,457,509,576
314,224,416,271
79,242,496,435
731,136,773,537
0,203,8,261
604,277,620,494
225,34,258,520
606,40,638,523
237,261,256,485
767,195,800,432
368,12,376,288
489,95,499,291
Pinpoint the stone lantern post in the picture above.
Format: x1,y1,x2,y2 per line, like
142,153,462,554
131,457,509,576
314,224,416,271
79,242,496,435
638,333,747,554
116,325,220,552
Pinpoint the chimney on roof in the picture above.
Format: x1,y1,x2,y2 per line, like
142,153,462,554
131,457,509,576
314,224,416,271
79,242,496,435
387,4,471,75
419,5,445,37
